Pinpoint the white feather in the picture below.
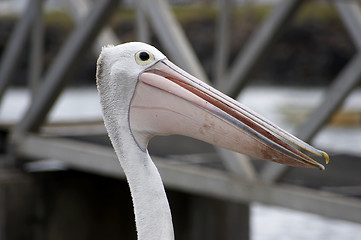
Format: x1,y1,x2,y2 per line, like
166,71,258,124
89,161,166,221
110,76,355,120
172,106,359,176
97,42,173,240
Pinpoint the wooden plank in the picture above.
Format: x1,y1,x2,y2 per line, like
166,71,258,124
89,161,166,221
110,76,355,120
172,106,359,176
0,170,31,185
0,188,5,240
0,169,34,239
16,135,361,224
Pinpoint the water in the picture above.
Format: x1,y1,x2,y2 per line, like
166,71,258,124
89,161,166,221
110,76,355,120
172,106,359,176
252,203,361,240
3,87,361,156
239,87,361,155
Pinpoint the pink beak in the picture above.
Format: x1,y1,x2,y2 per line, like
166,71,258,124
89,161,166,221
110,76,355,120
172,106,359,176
129,59,329,170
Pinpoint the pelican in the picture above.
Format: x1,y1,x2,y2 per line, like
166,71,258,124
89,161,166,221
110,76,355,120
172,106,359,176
96,42,329,240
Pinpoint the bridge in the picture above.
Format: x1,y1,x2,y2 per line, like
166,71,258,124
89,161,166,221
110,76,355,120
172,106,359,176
1,0,361,239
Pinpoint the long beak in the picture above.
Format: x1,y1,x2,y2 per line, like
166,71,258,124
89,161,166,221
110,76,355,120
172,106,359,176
130,59,329,170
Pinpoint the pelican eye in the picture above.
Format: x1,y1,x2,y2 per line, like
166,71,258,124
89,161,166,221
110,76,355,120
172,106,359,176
135,51,154,65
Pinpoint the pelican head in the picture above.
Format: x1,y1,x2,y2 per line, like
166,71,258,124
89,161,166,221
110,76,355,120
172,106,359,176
97,42,328,169
96,42,329,240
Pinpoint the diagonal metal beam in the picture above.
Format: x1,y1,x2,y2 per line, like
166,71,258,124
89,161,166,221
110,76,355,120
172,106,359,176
64,0,120,53
141,0,207,81
216,148,257,182
28,0,44,97
260,54,361,182
135,0,150,43
213,0,231,88
335,0,361,51
0,0,36,104
11,0,119,136
222,0,302,98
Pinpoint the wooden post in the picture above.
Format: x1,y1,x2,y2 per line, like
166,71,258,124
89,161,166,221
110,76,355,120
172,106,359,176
169,192,249,240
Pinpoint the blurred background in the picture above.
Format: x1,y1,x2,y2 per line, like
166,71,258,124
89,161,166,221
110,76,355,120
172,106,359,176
0,0,361,239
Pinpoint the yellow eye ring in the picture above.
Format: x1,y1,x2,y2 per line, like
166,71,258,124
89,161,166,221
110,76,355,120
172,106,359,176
135,51,154,65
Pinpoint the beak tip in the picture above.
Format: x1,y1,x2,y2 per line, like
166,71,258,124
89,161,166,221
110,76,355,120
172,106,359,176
318,164,325,171
322,151,330,164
